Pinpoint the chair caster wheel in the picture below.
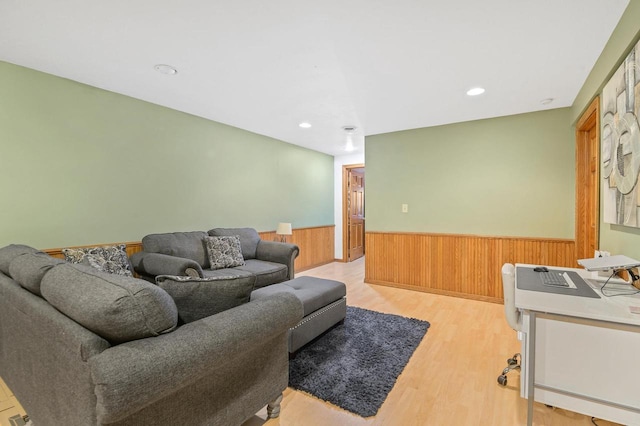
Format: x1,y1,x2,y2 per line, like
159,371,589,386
497,375,507,386
507,356,518,366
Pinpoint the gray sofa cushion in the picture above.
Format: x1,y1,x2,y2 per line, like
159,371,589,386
0,244,39,275
8,252,64,296
156,274,256,323
208,228,260,260
142,231,209,268
204,235,245,270
41,263,178,344
236,259,288,288
202,268,254,279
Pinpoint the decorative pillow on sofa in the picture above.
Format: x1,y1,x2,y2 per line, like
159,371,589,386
208,228,260,260
156,274,256,323
62,244,133,277
204,236,245,270
41,263,178,344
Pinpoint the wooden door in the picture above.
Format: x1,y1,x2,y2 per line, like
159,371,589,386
575,97,600,262
348,168,365,261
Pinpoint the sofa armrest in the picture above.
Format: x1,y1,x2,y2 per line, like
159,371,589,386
130,252,204,278
256,241,299,280
89,292,303,424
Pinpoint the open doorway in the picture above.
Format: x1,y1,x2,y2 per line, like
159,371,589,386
342,164,365,262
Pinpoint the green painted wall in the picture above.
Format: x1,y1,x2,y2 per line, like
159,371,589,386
571,0,640,123
365,108,575,238
571,0,640,259
0,61,334,249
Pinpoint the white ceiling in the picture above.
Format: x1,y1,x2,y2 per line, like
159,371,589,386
0,0,629,156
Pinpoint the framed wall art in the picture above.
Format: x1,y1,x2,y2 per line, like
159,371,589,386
601,38,640,227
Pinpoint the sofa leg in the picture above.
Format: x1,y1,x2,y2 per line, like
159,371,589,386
267,394,283,419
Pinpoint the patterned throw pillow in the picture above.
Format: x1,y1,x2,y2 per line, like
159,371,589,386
204,235,245,270
62,244,133,277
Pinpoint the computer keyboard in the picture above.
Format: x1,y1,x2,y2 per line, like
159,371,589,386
539,271,570,287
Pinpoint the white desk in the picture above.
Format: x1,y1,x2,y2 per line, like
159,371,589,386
515,264,640,426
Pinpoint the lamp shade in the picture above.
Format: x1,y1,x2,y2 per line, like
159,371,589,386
276,222,292,235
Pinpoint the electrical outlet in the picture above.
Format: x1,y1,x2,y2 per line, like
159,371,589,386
401,204,408,213
594,250,611,258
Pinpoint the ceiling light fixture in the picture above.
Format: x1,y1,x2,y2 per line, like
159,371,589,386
466,87,485,96
154,64,178,75
343,126,357,151
299,122,312,128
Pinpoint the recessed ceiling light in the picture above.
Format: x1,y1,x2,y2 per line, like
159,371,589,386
541,98,554,105
466,87,485,96
154,64,177,75
299,122,312,128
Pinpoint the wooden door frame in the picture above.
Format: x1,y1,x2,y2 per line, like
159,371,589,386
575,96,600,261
342,163,365,262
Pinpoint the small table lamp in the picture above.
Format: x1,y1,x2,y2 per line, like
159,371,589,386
276,222,292,243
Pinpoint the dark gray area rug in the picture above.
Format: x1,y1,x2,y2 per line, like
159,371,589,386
289,306,430,417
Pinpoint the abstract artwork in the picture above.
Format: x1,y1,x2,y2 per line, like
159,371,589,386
601,38,640,227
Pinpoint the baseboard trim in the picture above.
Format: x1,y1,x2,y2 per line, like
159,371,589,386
366,278,503,304
297,259,336,273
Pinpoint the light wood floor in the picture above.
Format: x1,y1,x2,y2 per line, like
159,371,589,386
246,258,620,426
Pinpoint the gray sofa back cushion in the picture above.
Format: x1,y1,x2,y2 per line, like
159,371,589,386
41,263,178,344
142,231,209,268
208,228,260,260
0,244,39,275
8,252,65,296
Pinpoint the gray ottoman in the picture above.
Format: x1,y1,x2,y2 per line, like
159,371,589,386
251,276,347,353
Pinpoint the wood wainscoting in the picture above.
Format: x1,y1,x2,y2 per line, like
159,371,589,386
259,225,335,272
43,225,335,274
365,231,576,303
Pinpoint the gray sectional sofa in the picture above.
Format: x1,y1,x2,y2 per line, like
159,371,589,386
131,228,347,356
130,228,347,354
0,244,303,426
130,228,299,288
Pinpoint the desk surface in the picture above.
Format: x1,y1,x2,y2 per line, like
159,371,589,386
515,263,640,326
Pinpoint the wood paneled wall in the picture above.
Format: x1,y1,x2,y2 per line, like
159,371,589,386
43,225,335,273
259,225,335,272
365,231,576,303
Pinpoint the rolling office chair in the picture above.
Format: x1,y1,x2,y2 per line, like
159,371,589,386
497,263,521,386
